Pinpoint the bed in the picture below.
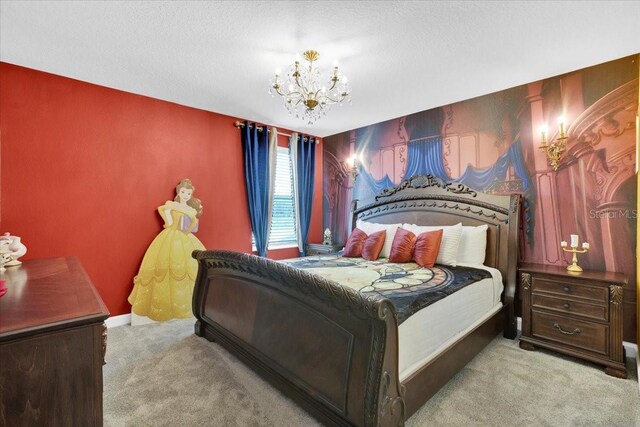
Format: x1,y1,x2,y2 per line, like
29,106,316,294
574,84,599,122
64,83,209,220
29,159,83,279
192,174,520,426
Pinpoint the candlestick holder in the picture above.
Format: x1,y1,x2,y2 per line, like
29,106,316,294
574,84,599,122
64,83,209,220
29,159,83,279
561,244,589,272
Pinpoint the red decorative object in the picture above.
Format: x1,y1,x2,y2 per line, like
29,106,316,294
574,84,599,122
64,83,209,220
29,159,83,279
361,230,386,261
343,228,368,257
389,227,417,263
414,229,443,268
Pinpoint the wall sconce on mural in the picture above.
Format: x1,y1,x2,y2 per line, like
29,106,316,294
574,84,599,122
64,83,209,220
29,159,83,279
539,116,568,171
345,154,359,181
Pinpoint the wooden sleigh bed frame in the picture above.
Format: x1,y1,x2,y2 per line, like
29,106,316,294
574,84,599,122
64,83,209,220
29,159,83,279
192,174,520,426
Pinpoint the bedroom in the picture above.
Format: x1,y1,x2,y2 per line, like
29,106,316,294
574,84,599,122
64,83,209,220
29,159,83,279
0,1,639,426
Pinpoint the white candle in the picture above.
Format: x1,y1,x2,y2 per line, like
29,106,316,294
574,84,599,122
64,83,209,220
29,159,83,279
560,241,567,248
582,242,590,250
570,234,579,248
558,116,566,139
539,125,548,146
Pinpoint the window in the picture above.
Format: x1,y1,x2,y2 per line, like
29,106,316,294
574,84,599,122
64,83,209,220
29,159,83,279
252,146,297,248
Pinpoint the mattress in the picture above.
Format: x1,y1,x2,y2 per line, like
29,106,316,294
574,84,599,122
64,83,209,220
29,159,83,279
398,263,503,381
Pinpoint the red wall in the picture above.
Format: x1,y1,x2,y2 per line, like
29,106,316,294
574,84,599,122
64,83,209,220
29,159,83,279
0,62,323,316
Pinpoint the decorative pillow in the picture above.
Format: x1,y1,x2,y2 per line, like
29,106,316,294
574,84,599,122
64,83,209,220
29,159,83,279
356,220,400,259
401,223,463,266
457,224,488,265
343,228,368,257
361,230,386,261
389,227,417,263
413,229,444,268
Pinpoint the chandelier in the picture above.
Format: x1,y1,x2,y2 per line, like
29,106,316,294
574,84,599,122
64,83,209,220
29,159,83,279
270,50,351,124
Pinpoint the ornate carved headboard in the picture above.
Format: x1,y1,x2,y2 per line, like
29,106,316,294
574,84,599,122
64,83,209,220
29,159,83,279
351,174,520,336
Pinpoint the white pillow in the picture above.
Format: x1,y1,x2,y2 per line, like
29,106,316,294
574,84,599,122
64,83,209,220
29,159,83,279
355,220,400,259
457,225,488,265
401,223,463,266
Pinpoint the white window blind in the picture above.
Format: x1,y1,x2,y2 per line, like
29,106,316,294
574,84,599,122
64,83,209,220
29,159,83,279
252,146,297,248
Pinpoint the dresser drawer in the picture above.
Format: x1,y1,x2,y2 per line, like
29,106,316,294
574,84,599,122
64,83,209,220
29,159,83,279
532,294,608,322
532,277,607,303
532,311,608,356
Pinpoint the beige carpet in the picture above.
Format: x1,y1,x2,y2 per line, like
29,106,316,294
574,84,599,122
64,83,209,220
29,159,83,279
104,319,639,426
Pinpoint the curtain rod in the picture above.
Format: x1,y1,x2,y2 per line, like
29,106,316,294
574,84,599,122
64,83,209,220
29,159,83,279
233,121,319,143
233,121,290,137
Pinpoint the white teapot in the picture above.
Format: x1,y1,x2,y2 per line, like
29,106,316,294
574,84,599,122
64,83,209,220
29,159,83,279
0,233,27,266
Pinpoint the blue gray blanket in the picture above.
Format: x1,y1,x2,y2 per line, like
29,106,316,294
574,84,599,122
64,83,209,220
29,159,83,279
282,254,492,324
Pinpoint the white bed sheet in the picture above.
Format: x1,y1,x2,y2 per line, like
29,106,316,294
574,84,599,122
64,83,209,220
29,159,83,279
398,264,503,381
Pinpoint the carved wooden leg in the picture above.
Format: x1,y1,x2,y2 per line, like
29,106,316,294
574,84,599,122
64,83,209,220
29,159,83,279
503,306,517,340
604,367,628,379
194,320,203,337
101,322,108,365
519,340,535,351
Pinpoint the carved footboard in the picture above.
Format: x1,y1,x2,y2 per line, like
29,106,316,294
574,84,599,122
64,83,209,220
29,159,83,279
192,250,405,427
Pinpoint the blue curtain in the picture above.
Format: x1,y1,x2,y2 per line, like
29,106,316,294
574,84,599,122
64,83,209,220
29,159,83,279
241,121,271,257
294,134,316,256
453,140,535,240
404,136,449,179
454,139,531,191
399,137,535,240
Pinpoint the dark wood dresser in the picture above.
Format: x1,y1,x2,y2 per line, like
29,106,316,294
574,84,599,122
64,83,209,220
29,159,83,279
0,257,110,426
519,263,627,378
305,243,344,255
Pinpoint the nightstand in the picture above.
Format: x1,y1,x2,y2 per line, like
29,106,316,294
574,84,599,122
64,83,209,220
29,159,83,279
519,263,627,378
306,243,343,256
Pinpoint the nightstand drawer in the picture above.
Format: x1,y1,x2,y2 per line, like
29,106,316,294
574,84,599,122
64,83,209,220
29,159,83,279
531,294,608,322
532,311,608,356
532,277,607,303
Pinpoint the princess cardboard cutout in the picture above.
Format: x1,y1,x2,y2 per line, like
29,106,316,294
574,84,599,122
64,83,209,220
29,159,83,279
128,178,205,321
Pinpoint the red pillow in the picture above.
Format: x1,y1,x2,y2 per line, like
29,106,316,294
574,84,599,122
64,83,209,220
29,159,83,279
361,230,386,261
389,227,417,263
343,228,368,257
413,229,443,267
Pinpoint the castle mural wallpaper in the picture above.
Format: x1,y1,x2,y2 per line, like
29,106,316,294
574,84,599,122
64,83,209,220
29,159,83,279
323,54,639,341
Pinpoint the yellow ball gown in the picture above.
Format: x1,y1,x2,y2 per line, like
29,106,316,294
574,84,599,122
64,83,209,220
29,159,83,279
128,204,205,321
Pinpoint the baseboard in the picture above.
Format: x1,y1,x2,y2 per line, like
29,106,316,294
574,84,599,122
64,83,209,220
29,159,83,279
621,342,639,391
105,313,131,328
637,352,640,393
623,341,638,359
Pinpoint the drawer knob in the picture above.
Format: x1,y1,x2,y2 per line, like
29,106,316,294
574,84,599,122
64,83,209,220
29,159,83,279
563,303,570,309
563,286,571,293
553,323,581,335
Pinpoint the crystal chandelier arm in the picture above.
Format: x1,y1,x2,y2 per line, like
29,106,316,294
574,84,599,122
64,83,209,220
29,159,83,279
321,91,349,103
327,72,340,92
272,84,286,97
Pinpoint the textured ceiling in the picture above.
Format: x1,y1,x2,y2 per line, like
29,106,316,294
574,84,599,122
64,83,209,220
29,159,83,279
1,1,639,137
